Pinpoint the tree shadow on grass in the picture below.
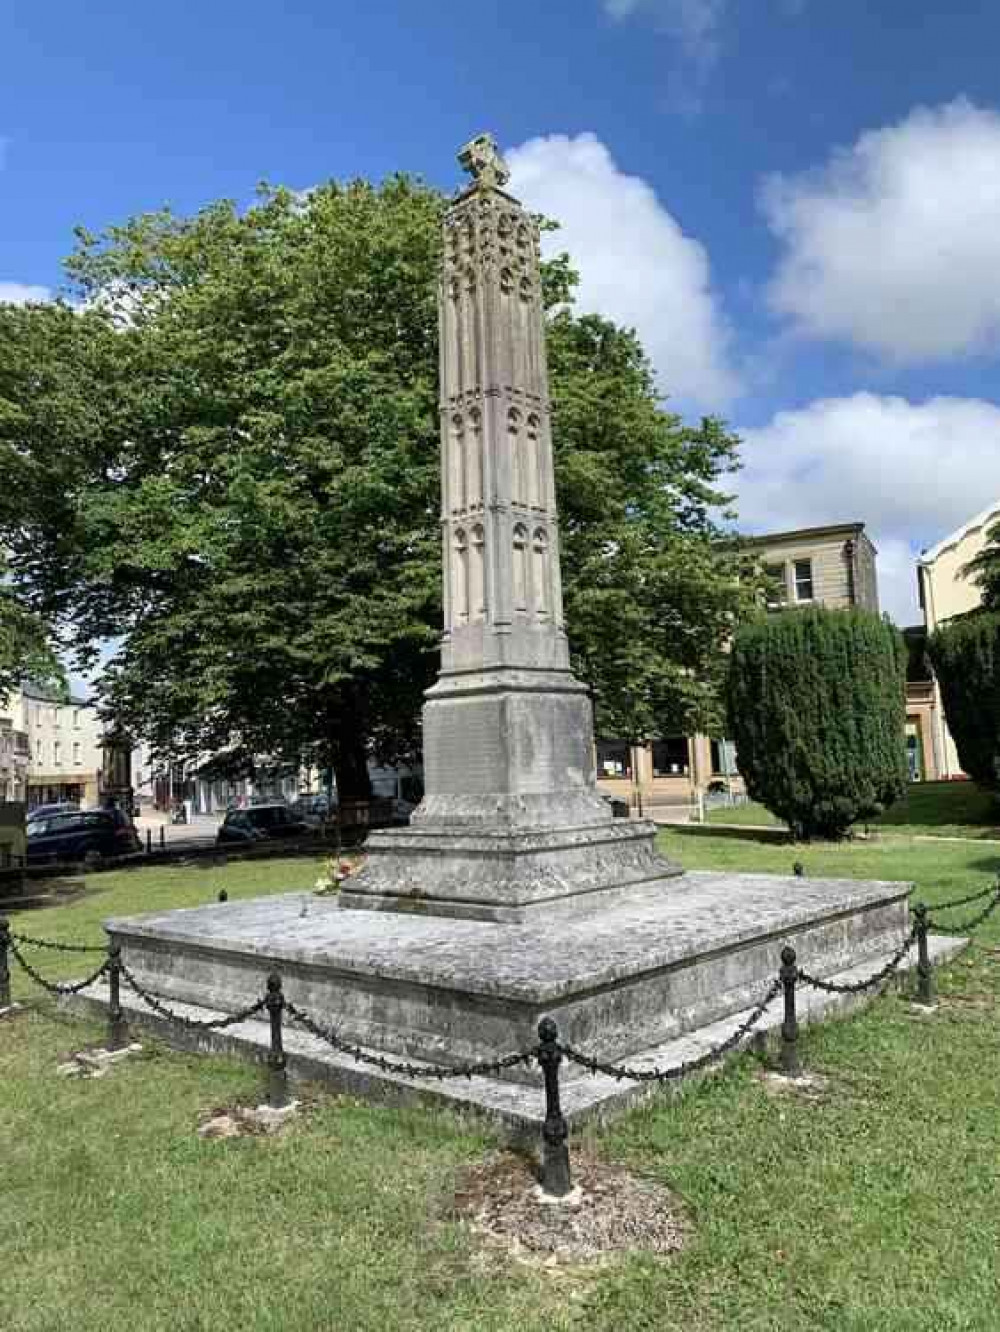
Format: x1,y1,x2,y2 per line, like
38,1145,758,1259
671,824,793,847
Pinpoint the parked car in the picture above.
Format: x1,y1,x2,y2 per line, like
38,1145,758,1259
26,801,79,824
27,808,142,867
217,803,309,845
291,793,336,826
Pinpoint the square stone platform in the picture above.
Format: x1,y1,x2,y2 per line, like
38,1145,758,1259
105,870,919,1098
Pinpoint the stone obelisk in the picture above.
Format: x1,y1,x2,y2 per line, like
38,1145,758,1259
339,134,680,921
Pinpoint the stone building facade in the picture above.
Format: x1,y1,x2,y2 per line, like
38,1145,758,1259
13,684,104,808
596,521,881,811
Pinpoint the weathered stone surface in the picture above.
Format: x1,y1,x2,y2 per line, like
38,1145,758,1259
107,870,918,1081
69,931,966,1128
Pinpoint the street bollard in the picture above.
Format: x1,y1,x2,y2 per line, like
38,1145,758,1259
218,889,228,903
107,943,128,1050
265,974,289,1108
914,903,935,1006
536,1017,572,1198
0,916,11,1009
146,828,152,855
780,945,801,1077
793,862,805,878
159,824,165,850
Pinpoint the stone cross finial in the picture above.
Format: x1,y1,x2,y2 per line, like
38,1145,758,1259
457,133,510,189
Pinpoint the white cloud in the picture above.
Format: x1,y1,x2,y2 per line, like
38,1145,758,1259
507,132,740,409
763,99,1000,362
736,393,1000,623
603,0,726,68
0,282,51,305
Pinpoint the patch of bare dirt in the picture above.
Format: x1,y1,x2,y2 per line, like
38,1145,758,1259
197,1099,302,1139
754,1067,831,1102
450,1150,687,1267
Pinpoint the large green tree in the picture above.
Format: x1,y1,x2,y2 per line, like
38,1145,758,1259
0,178,753,795
726,607,908,840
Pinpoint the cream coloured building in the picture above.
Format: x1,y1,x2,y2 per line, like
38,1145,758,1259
914,500,1000,780
596,521,880,812
14,683,105,808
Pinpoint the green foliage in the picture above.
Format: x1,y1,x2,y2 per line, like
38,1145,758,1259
0,178,753,789
961,516,1000,611
726,607,908,839
928,611,1000,792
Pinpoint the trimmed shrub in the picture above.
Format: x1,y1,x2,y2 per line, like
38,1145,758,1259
927,612,1000,792
726,607,907,840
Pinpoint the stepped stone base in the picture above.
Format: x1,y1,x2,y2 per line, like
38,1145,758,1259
338,817,682,923
106,870,916,1089
68,931,966,1128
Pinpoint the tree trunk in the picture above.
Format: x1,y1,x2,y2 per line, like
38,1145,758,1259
332,722,372,803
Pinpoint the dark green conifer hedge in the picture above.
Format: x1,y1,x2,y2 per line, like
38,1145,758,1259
726,607,907,840
927,612,1000,792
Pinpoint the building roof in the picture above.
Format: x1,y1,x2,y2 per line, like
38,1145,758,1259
20,681,93,709
747,522,874,551
918,499,1000,567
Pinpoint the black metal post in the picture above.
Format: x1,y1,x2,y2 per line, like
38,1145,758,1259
914,903,935,1006
159,824,165,850
145,827,152,855
793,862,805,878
265,973,289,1108
780,945,801,1077
107,943,128,1050
218,889,228,903
536,1017,572,1198
0,916,11,1008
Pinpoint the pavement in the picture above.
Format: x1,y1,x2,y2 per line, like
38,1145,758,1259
134,812,222,847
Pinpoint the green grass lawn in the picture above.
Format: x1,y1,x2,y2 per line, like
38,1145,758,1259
3,836,1000,1331
706,779,1000,840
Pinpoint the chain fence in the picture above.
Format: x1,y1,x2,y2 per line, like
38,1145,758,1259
3,873,1000,1197
925,886,1000,937
8,939,110,997
118,962,270,1031
798,928,918,995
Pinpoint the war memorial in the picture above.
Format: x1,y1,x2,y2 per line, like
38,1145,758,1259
94,136,958,1125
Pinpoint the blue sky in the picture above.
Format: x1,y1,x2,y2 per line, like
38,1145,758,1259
4,0,1000,621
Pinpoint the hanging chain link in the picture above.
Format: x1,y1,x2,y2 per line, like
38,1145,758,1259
926,888,1000,937
118,963,269,1030
284,1000,534,1080
558,977,784,1084
9,940,110,996
920,879,1000,915
798,929,917,996
10,931,109,956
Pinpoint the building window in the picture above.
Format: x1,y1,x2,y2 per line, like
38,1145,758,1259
53,740,61,765
651,739,689,777
597,740,632,779
73,742,81,765
710,739,738,776
36,739,44,763
73,709,81,729
793,559,814,602
763,563,787,607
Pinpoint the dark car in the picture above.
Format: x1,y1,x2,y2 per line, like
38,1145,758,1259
217,803,309,845
26,801,79,824
27,808,142,867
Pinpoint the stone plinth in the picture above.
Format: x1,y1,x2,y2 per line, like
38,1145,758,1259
108,870,913,1084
